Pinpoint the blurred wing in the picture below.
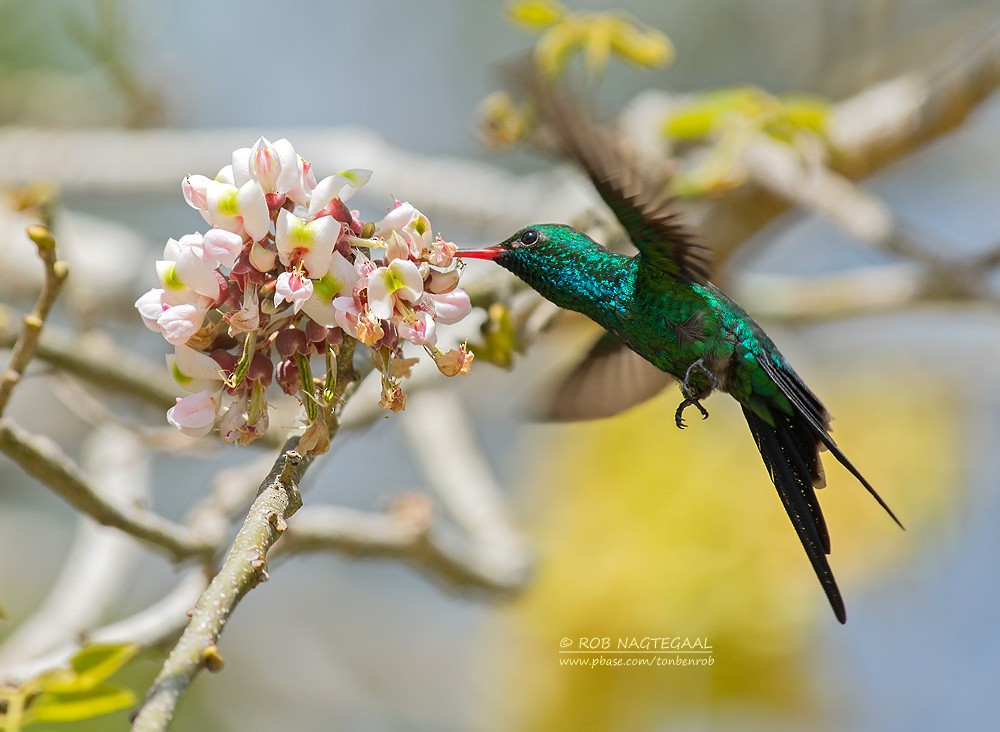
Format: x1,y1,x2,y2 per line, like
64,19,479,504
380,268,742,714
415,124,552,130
544,332,674,421
517,65,712,283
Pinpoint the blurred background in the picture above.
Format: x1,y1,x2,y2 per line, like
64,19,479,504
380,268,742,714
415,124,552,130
2,0,1000,730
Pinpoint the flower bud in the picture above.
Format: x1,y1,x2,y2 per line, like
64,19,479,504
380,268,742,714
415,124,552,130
275,328,309,358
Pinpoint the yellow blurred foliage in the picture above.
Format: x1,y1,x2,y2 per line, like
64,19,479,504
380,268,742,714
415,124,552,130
484,369,959,731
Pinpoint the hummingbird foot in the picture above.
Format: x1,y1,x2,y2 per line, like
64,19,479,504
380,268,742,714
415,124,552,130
675,358,718,429
675,397,709,429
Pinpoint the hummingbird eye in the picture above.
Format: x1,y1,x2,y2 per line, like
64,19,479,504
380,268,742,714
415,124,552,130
519,229,539,246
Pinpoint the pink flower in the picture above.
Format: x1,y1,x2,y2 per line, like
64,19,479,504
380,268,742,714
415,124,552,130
201,229,245,269
167,344,225,393
285,154,318,207
427,235,458,267
274,270,314,313
167,391,220,437
300,251,359,327
376,202,432,250
426,289,471,324
182,175,211,210
398,311,437,347
157,303,210,345
232,137,299,196
135,289,210,345
332,296,361,338
152,139,477,440
160,238,223,301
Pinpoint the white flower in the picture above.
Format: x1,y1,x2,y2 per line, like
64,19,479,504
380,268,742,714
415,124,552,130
232,137,299,195
300,251,359,326
275,210,340,277
204,179,270,242
367,259,423,320
167,344,225,393
307,168,373,217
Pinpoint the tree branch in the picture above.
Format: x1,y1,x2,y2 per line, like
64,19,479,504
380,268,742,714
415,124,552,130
0,226,69,416
277,501,526,592
625,24,1000,269
0,570,209,686
0,418,211,562
0,425,147,668
130,440,310,731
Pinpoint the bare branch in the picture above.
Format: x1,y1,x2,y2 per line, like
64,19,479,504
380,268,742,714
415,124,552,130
729,263,927,320
830,21,1000,177
278,501,527,592
131,441,310,731
0,570,209,686
0,314,177,410
0,418,211,561
0,425,148,667
0,226,69,416
624,25,1000,268
400,390,529,588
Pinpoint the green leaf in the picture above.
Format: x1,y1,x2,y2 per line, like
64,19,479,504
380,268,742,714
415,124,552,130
608,19,673,69
662,87,764,140
37,643,139,694
22,684,136,725
777,95,830,134
508,0,564,29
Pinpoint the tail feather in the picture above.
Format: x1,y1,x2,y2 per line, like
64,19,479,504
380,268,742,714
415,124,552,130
757,354,903,529
742,406,846,623
775,419,830,553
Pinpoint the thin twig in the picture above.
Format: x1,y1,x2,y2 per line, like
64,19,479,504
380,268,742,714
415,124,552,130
277,501,528,592
0,425,148,667
0,570,209,686
0,418,211,561
729,263,927,320
400,390,529,588
0,311,177,409
0,226,69,416
130,440,311,731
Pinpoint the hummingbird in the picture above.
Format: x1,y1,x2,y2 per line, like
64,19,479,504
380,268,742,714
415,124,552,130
457,76,901,623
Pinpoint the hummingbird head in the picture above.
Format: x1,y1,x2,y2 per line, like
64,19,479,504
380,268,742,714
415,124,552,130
456,224,611,297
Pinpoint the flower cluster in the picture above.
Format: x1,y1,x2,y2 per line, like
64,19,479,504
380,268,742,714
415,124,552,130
136,138,473,445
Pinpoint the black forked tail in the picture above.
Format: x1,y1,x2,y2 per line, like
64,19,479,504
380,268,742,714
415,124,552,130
742,406,847,624
757,354,903,529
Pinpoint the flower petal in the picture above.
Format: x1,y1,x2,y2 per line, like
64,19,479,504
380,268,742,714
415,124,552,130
231,147,252,187
388,259,424,302
182,175,211,210
273,139,299,195
167,391,219,437
202,228,244,269
157,303,207,345
429,289,472,324
238,180,270,241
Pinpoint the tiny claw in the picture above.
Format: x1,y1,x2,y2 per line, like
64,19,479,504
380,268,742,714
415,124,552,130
675,357,717,429
674,397,709,429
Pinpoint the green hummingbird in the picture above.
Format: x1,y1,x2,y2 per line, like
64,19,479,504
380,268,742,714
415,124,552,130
457,79,901,623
